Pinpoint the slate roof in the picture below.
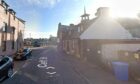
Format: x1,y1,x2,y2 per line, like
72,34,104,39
80,16,133,40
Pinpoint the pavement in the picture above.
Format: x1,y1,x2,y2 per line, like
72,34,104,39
1,46,139,84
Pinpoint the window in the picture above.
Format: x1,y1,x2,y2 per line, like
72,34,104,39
2,41,6,51
14,15,15,20
12,40,14,49
69,30,71,35
78,26,80,32
80,26,83,32
11,27,15,49
72,40,75,49
2,23,7,32
1,23,7,52
5,9,8,14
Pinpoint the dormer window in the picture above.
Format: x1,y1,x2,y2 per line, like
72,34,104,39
8,9,16,20
1,0,9,9
1,0,9,14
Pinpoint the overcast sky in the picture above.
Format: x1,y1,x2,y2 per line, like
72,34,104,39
5,0,140,38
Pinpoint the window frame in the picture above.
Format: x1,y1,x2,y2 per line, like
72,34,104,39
1,22,7,52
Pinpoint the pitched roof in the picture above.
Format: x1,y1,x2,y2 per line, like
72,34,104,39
80,16,133,40
18,18,26,23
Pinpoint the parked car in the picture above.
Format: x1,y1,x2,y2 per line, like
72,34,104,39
14,48,32,60
33,41,40,47
23,48,32,56
0,56,14,81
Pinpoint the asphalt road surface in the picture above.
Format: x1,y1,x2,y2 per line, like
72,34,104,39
2,46,138,84
2,46,89,84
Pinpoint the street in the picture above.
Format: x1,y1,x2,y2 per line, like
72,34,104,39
2,46,138,84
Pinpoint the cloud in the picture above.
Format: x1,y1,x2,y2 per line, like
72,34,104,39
24,0,61,8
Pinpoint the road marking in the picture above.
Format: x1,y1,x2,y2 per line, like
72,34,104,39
39,57,48,60
39,60,47,64
46,66,55,70
37,64,47,68
37,56,58,76
11,71,18,78
46,72,56,75
37,57,48,68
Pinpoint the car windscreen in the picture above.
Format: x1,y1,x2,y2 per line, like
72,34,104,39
0,58,9,67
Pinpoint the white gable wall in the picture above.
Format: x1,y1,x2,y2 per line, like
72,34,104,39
80,16,133,40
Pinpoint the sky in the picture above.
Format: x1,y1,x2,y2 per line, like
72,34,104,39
5,0,140,38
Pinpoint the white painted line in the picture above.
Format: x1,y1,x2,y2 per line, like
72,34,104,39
39,57,48,60
39,60,47,64
11,71,18,78
46,72,56,75
46,66,55,70
37,64,47,68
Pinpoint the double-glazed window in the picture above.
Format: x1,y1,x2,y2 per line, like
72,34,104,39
1,22,7,52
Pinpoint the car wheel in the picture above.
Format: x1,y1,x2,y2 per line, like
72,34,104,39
7,68,13,78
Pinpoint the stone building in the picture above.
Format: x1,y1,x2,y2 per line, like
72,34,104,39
58,7,140,69
57,8,92,57
80,7,140,68
0,0,25,56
